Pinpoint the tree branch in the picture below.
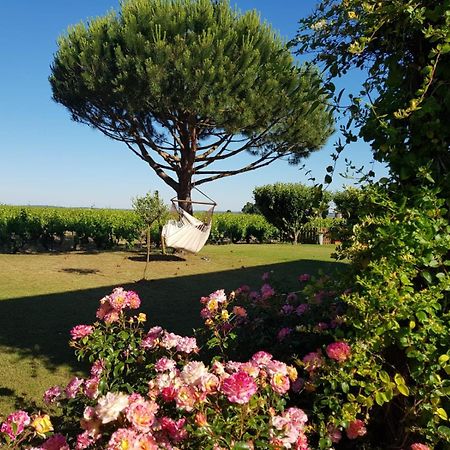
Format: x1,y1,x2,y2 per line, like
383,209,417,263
194,152,283,185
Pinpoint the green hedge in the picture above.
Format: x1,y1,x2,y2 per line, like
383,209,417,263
209,213,278,243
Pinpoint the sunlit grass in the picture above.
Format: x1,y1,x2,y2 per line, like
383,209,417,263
0,244,345,416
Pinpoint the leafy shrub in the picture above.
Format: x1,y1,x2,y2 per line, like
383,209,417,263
197,184,448,449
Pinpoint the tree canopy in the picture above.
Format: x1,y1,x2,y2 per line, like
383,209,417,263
294,0,450,193
50,0,333,210
292,3,450,447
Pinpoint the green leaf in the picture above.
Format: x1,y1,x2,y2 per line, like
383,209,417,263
438,425,450,438
439,355,450,365
422,271,433,283
119,331,129,339
319,437,333,449
375,391,387,405
416,311,427,322
233,442,251,450
341,381,349,393
436,408,448,421
379,371,390,383
440,43,450,54
397,384,410,396
394,373,406,386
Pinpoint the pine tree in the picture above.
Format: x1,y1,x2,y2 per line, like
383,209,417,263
50,0,333,212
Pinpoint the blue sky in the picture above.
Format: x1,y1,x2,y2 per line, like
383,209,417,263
0,1,386,211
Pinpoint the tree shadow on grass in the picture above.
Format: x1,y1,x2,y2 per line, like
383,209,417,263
0,259,346,375
128,254,186,262
60,268,101,275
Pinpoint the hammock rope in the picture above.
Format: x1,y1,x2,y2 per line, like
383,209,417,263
161,186,216,254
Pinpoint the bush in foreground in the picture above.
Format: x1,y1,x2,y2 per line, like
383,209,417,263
0,288,308,449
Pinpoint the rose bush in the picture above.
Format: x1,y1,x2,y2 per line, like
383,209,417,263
0,288,309,450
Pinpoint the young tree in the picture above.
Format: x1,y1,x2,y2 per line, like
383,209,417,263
132,191,169,279
50,0,333,213
253,183,331,244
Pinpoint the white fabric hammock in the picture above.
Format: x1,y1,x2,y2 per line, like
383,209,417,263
161,201,215,254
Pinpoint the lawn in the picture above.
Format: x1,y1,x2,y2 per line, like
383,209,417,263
0,244,345,416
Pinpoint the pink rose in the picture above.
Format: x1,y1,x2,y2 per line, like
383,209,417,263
176,336,198,354
155,357,177,372
84,377,100,399
261,283,275,300
281,304,295,315
125,290,141,309
209,289,227,303
160,417,188,442
221,371,258,404
141,326,163,349
233,306,247,318
70,324,93,340
327,425,342,443
125,397,158,432
298,274,311,282
43,385,62,404
270,373,290,394
107,428,138,449
109,287,128,310
296,303,309,316
65,377,84,399
41,433,69,450
346,419,367,439
252,351,273,366
326,341,351,362
411,444,430,450
90,359,105,378
277,327,293,341
161,386,178,402
0,410,30,439
75,430,97,449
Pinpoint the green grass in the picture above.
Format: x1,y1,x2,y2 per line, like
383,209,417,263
0,244,345,416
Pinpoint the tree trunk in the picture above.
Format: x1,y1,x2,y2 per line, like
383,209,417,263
143,226,151,280
176,173,193,215
177,122,196,215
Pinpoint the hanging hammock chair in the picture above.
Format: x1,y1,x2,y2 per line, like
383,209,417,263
161,187,216,254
